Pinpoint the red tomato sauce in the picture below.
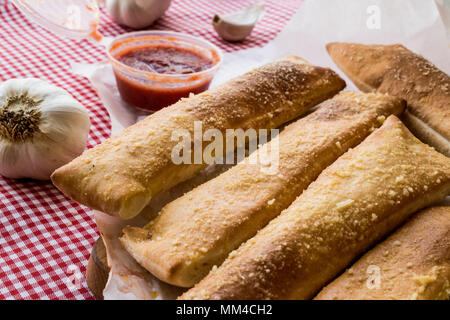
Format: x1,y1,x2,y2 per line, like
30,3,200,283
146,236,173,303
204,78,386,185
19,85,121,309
112,44,216,112
118,45,214,74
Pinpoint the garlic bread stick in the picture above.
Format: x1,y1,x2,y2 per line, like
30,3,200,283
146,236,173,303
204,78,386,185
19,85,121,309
327,42,450,156
181,116,450,299
315,206,450,300
52,57,345,219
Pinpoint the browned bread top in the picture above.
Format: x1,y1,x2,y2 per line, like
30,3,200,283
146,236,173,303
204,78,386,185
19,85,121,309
327,43,450,143
315,206,450,300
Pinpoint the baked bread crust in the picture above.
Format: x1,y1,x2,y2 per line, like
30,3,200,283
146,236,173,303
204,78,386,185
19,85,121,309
121,92,405,287
315,206,450,300
326,42,450,156
51,57,345,219
180,116,450,300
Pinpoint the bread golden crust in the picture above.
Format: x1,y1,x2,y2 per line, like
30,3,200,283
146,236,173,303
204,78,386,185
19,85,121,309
326,42,450,156
315,206,450,300
180,116,450,300
120,92,405,287
51,58,345,219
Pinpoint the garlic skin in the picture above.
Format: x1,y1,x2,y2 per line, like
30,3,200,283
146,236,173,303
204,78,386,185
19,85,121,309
213,3,265,42
106,0,172,29
0,78,91,180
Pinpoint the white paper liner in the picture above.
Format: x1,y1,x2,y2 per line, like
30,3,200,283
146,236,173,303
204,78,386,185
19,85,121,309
72,0,450,300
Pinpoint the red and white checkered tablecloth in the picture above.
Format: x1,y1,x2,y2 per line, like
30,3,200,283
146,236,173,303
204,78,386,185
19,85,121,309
0,0,301,300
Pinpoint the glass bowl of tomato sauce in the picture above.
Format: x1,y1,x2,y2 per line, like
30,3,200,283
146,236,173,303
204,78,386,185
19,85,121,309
107,31,223,112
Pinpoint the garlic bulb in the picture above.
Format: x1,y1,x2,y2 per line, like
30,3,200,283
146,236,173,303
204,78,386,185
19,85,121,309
0,78,91,180
213,3,265,42
106,0,172,29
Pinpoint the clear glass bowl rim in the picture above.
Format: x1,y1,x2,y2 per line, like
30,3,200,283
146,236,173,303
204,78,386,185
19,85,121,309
106,30,223,80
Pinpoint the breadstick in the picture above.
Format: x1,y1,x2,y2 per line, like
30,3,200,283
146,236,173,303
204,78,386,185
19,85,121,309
51,57,345,219
121,92,405,287
180,116,450,300
326,43,450,156
315,206,450,300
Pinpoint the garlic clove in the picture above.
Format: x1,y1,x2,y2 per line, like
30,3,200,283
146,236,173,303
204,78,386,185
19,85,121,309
213,3,265,42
